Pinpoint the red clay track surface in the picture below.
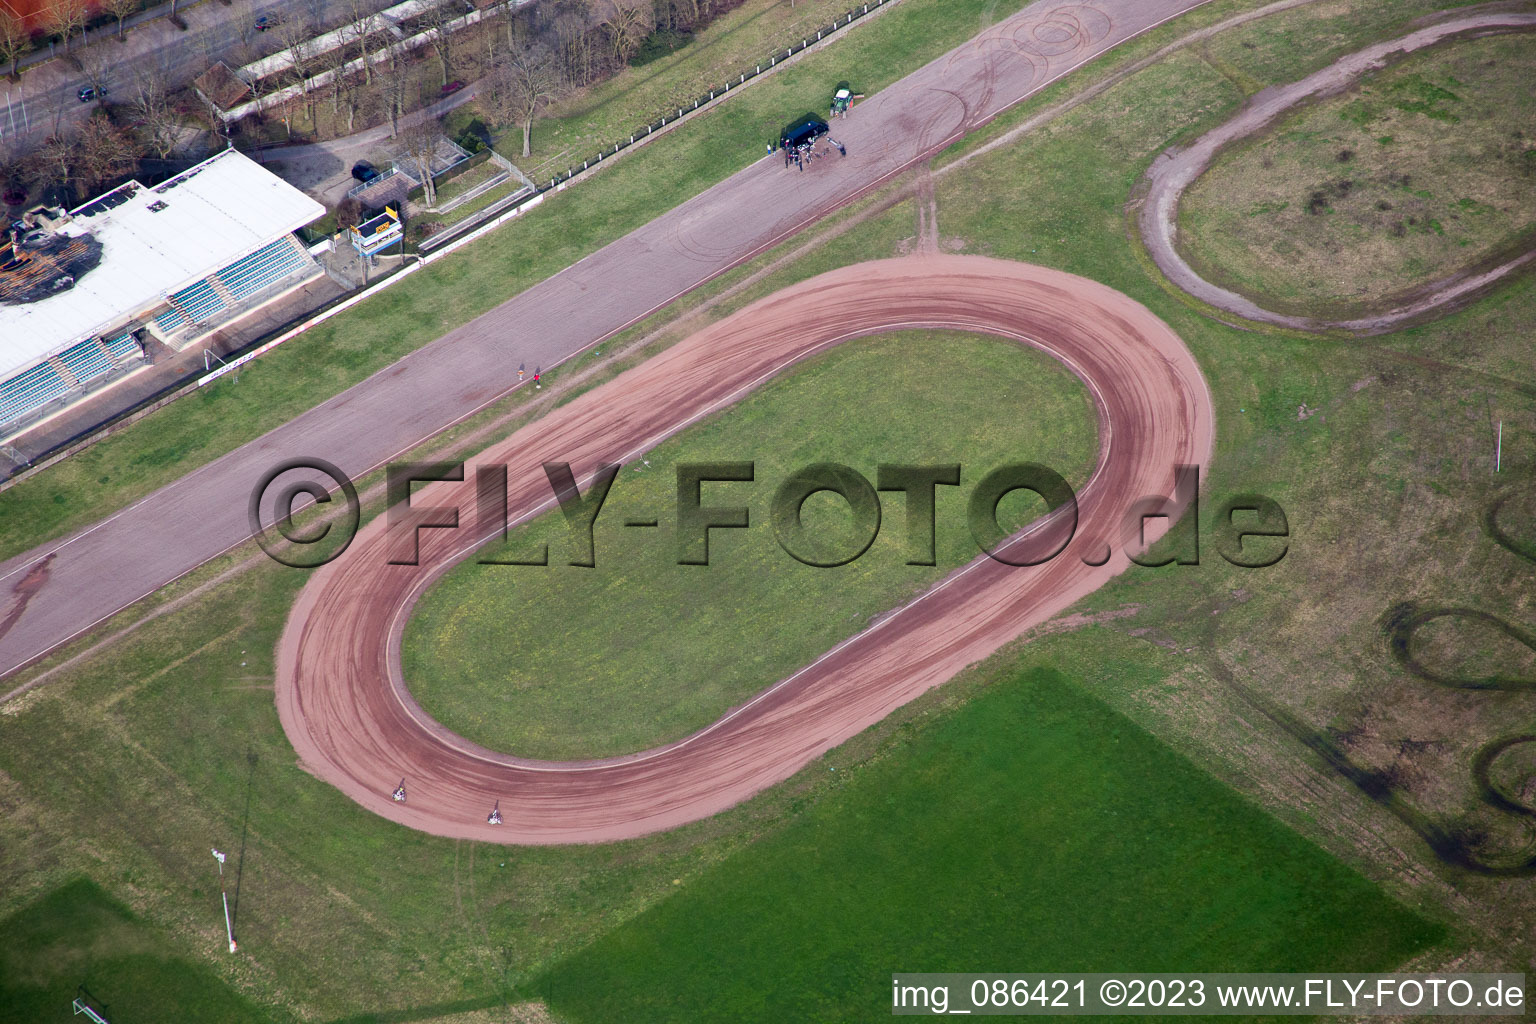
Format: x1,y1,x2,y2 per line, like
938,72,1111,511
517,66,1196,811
276,255,1215,844
0,0,1214,682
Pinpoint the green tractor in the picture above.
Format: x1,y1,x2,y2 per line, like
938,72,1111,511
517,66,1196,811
831,81,863,118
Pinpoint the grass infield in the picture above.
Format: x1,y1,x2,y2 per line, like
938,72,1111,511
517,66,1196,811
1178,30,1536,318
403,330,1098,760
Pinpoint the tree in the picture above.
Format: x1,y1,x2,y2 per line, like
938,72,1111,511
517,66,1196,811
597,0,651,65
398,118,441,207
102,0,138,39
130,59,182,159
343,0,376,85
72,114,134,196
321,41,348,116
494,0,525,56
552,5,593,87
334,195,362,230
383,36,410,137
231,0,258,53
0,134,27,204
488,42,560,158
420,0,458,86
0,5,29,78
276,13,317,127
43,0,89,54
27,130,77,203
76,45,115,99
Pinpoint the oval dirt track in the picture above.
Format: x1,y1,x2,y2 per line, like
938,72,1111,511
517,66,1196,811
275,255,1214,844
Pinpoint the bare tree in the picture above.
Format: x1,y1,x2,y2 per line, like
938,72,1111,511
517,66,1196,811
420,0,459,86
73,114,134,196
276,13,317,127
552,4,593,86
339,65,373,132
596,0,650,65
490,42,559,158
0,6,28,78
0,134,27,203
321,42,348,117
494,0,524,56
28,130,76,202
44,0,90,54
383,36,409,136
130,58,182,158
398,117,440,207
343,0,377,84
230,0,259,53
101,0,138,39
76,45,116,99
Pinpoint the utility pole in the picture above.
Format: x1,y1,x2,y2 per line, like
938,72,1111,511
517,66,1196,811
1495,420,1501,473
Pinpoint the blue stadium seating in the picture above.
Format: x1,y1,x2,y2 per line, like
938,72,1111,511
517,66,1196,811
0,362,72,428
168,278,227,324
155,306,186,333
57,337,115,386
103,331,141,364
215,237,308,301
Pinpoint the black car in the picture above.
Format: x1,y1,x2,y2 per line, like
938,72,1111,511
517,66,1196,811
351,162,380,183
779,113,829,150
255,14,273,31
77,85,105,103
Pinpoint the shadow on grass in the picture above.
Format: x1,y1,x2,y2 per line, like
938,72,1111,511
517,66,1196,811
320,993,509,1024
0,877,276,1024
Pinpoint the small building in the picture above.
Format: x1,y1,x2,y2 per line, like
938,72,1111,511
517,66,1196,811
192,62,254,113
350,205,404,257
0,149,325,438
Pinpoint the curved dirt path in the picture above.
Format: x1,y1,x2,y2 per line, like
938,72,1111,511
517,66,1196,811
1137,8,1536,335
275,254,1214,844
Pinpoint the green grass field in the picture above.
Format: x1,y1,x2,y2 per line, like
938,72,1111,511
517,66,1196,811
0,879,278,1024
1,0,1532,1020
537,666,1445,1023
1179,30,1536,317
404,331,1096,759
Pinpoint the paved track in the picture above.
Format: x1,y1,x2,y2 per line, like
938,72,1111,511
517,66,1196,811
0,0,1213,682
276,254,1215,843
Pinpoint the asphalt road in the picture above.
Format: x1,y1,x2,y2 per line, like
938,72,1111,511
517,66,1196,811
0,0,1213,682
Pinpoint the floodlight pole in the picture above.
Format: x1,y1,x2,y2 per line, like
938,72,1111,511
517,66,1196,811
1495,420,1501,473
221,890,237,954
213,848,237,953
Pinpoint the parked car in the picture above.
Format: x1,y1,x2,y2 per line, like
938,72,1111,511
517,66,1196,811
254,14,272,31
441,80,465,96
77,85,106,103
351,161,380,183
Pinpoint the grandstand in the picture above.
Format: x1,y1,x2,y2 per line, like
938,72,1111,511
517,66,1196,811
0,149,325,437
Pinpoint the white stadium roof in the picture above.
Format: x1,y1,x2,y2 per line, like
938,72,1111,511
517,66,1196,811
0,148,324,380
